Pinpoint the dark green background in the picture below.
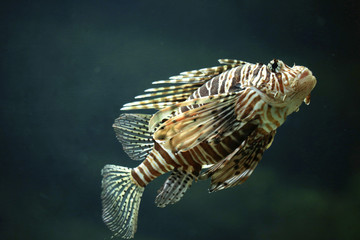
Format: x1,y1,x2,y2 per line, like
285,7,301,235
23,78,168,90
1,0,359,239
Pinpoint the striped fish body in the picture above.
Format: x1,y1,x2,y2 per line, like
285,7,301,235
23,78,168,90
101,58,317,238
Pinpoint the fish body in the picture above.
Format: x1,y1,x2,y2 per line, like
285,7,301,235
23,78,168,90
101,58,317,238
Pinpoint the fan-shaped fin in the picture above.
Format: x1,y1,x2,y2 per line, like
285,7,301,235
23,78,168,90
101,165,144,239
148,92,239,132
113,114,154,161
153,93,241,153
135,84,200,99
121,93,191,110
151,86,269,153
200,131,276,192
153,76,212,84
178,62,241,77
218,59,247,65
155,169,195,208
121,59,246,111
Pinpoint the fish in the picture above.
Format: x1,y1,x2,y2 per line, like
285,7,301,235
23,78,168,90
101,58,317,238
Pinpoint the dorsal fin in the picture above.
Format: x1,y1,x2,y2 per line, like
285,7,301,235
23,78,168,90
113,114,154,161
155,169,195,208
121,59,246,111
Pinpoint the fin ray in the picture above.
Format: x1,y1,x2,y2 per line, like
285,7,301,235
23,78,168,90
152,91,255,152
113,114,154,161
101,165,145,239
156,102,235,152
148,92,239,132
135,87,199,99
155,169,194,208
200,131,276,192
121,59,246,111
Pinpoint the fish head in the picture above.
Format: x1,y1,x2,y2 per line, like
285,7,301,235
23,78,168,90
266,59,317,114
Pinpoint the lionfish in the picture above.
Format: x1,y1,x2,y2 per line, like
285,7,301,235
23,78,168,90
101,58,316,238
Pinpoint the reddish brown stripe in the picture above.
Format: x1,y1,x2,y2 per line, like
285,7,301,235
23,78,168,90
252,65,261,77
288,72,296,78
265,123,272,130
231,130,241,140
249,95,261,108
183,149,202,174
229,73,237,88
276,73,284,93
200,142,222,161
270,74,275,90
215,143,228,157
143,158,162,177
245,65,251,79
237,88,251,103
154,142,180,168
222,134,241,150
150,152,168,172
234,66,242,83
284,73,288,81
258,67,264,82
237,89,255,112
239,95,260,118
192,146,207,164
275,107,282,118
174,152,186,166
138,166,152,183
266,106,280,127
131,170,146,187
179,150,192,165
258,127,268,135
265,68,271,83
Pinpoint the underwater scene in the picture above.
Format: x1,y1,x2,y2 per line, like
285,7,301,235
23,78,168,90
1,0,359,239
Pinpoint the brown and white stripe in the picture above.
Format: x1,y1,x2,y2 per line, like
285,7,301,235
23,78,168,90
130,120,258,188
129,59,294,187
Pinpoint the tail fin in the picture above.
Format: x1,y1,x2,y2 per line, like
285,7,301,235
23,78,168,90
101,164,144,239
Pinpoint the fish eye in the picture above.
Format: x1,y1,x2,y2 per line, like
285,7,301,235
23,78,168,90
268,59,283,73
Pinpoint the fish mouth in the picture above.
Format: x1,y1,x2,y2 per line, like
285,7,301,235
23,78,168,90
296,68,317,105
298,69,317,88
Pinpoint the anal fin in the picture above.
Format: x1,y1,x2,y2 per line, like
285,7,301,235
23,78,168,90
155,169,195,208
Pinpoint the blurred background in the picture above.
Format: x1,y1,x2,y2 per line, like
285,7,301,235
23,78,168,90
1,0,359,239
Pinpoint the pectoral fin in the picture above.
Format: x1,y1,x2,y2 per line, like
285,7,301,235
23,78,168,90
155,169,195,208
151,92,241,153
200,131,276,192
